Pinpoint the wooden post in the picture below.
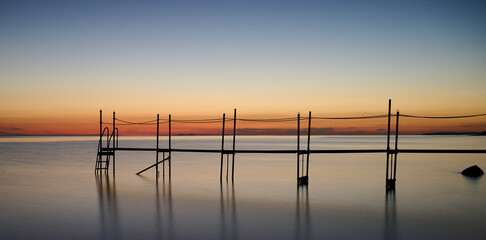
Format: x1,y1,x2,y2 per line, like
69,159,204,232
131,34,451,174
386,99,392,189
169,114,172,179
156,114,159,177
232,108,236,181
297,113,300,180
393,111,400,181
97,110,102,171
99,110,102,138
113,111,116,175
306,111,311,178
220,113,225,182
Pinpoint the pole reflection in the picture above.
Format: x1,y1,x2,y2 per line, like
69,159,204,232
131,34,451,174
155,177,173,240
95,173,119,240
295,184,311,240
220,181,237,240
384,189,397,240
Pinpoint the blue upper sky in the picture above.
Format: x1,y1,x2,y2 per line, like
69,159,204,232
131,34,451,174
0,0,485,121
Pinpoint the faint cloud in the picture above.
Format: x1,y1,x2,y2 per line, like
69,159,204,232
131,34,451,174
0,126,26,136
311,128,335,135
238,128,296,135
0,126,23,131
460,123,486,128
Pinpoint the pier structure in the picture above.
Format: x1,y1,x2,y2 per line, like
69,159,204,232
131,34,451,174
95,100,486,190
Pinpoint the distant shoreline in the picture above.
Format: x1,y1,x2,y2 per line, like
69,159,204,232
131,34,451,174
422,131,486,136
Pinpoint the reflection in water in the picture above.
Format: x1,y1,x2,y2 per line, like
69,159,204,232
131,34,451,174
295,184,311,240
220,182,237,240
462,174,483,192
95,173,119,240
155,177,174,240
384,189,397,240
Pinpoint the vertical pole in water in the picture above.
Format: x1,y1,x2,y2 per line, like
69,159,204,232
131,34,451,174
220,113,226,182
113,111,116,175
386,99,392,189
393,111,400,183
232,108,237,181
297,113,300,181
169,114,172,179
306,111,311,181
99,110,103,138
156,114,159,177
97,110,102,171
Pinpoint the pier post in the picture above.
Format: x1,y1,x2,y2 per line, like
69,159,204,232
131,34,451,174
306,111,311,178
113,111,116,175
220,113,225,182
232,109,237,181
169,114,172,179
100,110,102,138
297,113,300,181
385,100,394,190
393,111,400,185
97,110,102,170
298,112,310,185
156,114,159,177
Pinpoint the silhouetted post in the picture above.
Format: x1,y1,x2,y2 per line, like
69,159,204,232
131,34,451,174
220,113,226,182
386,99,393,189
169,114,172,179
393,111,400,183
113,111,116,175
96,110,102,171
232,108,236,181
297,113,300,181
306,111,311,178
100,110,102,138
156,114,159,177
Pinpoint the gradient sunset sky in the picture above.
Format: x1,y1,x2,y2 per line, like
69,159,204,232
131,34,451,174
1,0,485,135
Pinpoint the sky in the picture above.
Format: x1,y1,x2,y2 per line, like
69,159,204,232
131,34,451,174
1,0,485,135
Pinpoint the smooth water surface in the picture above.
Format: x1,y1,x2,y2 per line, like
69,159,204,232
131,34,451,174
0,135,485,240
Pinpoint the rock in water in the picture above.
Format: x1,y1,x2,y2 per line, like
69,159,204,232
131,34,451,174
461,165,484,177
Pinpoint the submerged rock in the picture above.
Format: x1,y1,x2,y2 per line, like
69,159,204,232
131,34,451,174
461,165,484,177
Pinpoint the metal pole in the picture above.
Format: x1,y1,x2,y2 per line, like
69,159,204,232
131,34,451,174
297,113,300,179
232,108,236,180
306,111,311,177
99,110,102,138
97,110,102,171
156,114,159,176
113,111,116,175
220,113,225,181
393,111,399,180
169,114,172,179
386,100,392,179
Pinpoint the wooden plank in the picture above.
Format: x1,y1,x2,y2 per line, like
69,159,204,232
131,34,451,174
136,157,170,175
104,147,486,154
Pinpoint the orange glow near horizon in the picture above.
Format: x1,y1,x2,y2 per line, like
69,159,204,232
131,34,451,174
1,110,485,136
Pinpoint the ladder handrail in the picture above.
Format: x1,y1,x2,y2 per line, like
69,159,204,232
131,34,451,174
95,127,110,170
95,127,119,171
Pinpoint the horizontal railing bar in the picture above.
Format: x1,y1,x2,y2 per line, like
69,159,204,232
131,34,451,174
397,149,486,153
102,147,486,154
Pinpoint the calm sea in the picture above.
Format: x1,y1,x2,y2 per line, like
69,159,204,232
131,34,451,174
0,135,485,240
